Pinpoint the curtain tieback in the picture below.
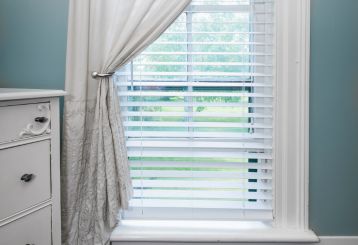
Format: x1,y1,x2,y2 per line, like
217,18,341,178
91,71,114,78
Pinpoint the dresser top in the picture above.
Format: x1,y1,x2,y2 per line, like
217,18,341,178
0,88,66,101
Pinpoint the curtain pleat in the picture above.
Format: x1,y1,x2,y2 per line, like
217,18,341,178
61,1,191,244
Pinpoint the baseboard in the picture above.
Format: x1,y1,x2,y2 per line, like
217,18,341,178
112,236,358,245
318,236,358,245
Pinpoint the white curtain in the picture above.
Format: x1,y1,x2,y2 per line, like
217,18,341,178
61,1,191,244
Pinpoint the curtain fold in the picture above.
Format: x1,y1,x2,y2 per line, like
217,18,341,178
61,1,191,244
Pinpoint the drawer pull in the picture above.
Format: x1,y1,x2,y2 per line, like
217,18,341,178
20,174,34,182
19,104,51,137
34,117,48,123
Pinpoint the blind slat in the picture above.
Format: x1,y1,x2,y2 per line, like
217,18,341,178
119,91,272,98
117,82,272,87
127,150,272,159
132,189,272,200
130,161,272,169
126,140,271,149
125,131,272,139
130,62,271,66
120,102,273,108
118,72,271,77
123,121,272,129
129,199,272,210
163,31,272,35
131,179,272,190
154,41,272,45
122,111,272,118
131,170,271,179
141,51,272,56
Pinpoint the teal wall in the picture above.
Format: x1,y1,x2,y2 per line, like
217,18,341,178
0,0,68,89
309,0,358,235
1,0,358,236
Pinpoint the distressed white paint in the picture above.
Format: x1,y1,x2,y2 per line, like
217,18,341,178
0,89,65,245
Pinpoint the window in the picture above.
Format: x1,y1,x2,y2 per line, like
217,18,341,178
116,0,274,221
114,1,314,240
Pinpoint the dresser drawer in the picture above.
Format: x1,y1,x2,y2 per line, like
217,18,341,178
0,206,52,245
0,103,51,144
0,140,51,220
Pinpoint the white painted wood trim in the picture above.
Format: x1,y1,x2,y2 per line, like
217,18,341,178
0,200,52,227
112,0,315,242
111,220,318,243
111,236,358,245
50,97,62,245
0,88,66,101
0,135,51,150
318,237,358,245
273,0,311,231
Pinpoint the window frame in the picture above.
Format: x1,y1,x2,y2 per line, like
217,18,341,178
113,0,316,242
273,0,311,231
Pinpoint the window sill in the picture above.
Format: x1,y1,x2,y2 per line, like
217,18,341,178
110,220,319,243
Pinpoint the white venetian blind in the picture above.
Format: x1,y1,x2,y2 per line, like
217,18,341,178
115,0,274,220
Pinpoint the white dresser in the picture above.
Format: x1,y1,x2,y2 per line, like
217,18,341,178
0,89,66,245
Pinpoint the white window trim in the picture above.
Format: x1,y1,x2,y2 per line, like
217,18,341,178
273,0,311,231
112,0,318,242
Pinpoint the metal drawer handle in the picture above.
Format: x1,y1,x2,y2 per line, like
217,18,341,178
34,117,48,123
20,174,34,182
20,104,51,137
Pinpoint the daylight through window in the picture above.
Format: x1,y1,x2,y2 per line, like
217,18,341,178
115,0,274,220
